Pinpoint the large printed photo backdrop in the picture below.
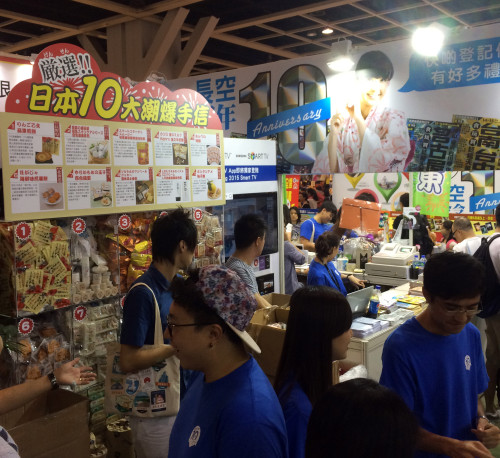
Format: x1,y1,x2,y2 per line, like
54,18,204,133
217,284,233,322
166,24,499,174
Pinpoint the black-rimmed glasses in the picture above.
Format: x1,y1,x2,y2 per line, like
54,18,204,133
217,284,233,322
166,318,217,335
439,301,483,316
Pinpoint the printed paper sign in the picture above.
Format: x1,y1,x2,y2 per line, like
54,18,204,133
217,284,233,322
64,124,110,165
67,167,112,210
114,168,154,207
10,167,64,213
7,120,61,165
156,168,191,204
190,133,221,166
154,131,189,166
113,128,152,166
191,168,222,202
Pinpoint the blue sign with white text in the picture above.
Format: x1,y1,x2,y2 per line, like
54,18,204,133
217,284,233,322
400,37,500,92
247,98,331,139
225,165,277,183
470,192,500,212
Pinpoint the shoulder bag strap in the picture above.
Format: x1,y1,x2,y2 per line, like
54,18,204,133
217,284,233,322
309,220,315,243
129,282,163,346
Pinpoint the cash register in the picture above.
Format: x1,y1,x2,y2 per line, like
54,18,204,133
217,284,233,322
365,243,417,279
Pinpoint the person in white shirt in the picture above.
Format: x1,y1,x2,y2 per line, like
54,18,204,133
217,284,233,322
452,216,482,255
483,204,500,418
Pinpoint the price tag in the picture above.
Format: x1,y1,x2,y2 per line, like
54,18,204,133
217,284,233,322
72,218,86,235
18,318,34,335
193,208,203,222
74,305,87,321
119,214,131,231
15,222,31,241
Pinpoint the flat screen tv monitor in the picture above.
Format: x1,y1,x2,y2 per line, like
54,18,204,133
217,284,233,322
215,192,279,261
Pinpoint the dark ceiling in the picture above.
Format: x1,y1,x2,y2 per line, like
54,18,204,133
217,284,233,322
0,0,499,76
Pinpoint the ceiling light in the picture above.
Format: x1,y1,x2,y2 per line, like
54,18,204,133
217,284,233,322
307,31,317,37
412,22,448,57
327,39,354,72
322,27,334,35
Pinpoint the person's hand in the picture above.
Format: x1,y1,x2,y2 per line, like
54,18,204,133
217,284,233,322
345,99,361,120
472,420,500,449
427,226,437,243
443,438,493,457
348,275,365,289
54,358,96,386
330,113,344,132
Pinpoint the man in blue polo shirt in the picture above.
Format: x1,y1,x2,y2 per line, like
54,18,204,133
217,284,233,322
120,209,197,458
299,200,337,251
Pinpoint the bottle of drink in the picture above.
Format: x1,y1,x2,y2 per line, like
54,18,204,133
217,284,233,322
419,255,427,269
411,254,420,280
367,285,381,318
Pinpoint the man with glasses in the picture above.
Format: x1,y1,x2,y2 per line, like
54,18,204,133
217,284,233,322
380,251,500,457
120,209,197,458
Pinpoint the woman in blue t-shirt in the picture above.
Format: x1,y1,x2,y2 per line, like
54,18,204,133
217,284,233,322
274,286,353,458
307,232,364,295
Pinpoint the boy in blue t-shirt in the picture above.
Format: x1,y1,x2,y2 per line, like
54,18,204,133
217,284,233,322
299,200,336,251
380,251,500,457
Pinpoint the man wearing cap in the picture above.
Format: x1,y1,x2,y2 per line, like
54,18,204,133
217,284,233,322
167,265,288,457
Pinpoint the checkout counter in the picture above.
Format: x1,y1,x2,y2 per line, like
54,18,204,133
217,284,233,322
296,243,418,288
345,282,418,380
364,243,417,287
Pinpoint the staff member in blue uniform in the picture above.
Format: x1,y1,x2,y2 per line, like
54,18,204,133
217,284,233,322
307,232,364,295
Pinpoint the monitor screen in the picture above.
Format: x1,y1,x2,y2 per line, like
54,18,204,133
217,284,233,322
212,192,279,261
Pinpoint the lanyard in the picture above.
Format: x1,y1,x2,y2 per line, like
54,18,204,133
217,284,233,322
325,263,342,291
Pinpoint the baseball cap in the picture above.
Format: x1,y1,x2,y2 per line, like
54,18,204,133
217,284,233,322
196,265,261,354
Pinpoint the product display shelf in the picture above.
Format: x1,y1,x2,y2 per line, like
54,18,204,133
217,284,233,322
0,208,224,404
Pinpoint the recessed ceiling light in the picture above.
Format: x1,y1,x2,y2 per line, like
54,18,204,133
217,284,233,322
307,31,317,37
322,27,334,35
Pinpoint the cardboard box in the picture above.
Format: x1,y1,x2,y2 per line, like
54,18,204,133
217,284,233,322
248,307,290,382
0,389,90,458
262,293,291,308
248,307,341,386
340,198,381,233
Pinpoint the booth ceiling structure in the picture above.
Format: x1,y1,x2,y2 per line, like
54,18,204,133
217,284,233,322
0,0,499,79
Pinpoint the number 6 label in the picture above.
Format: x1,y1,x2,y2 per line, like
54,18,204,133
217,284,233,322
18,318,34,335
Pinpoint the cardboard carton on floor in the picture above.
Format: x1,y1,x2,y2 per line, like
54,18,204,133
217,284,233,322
262,293,291,308
0,389,90,458
248,307,290,383
248,307,340,386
